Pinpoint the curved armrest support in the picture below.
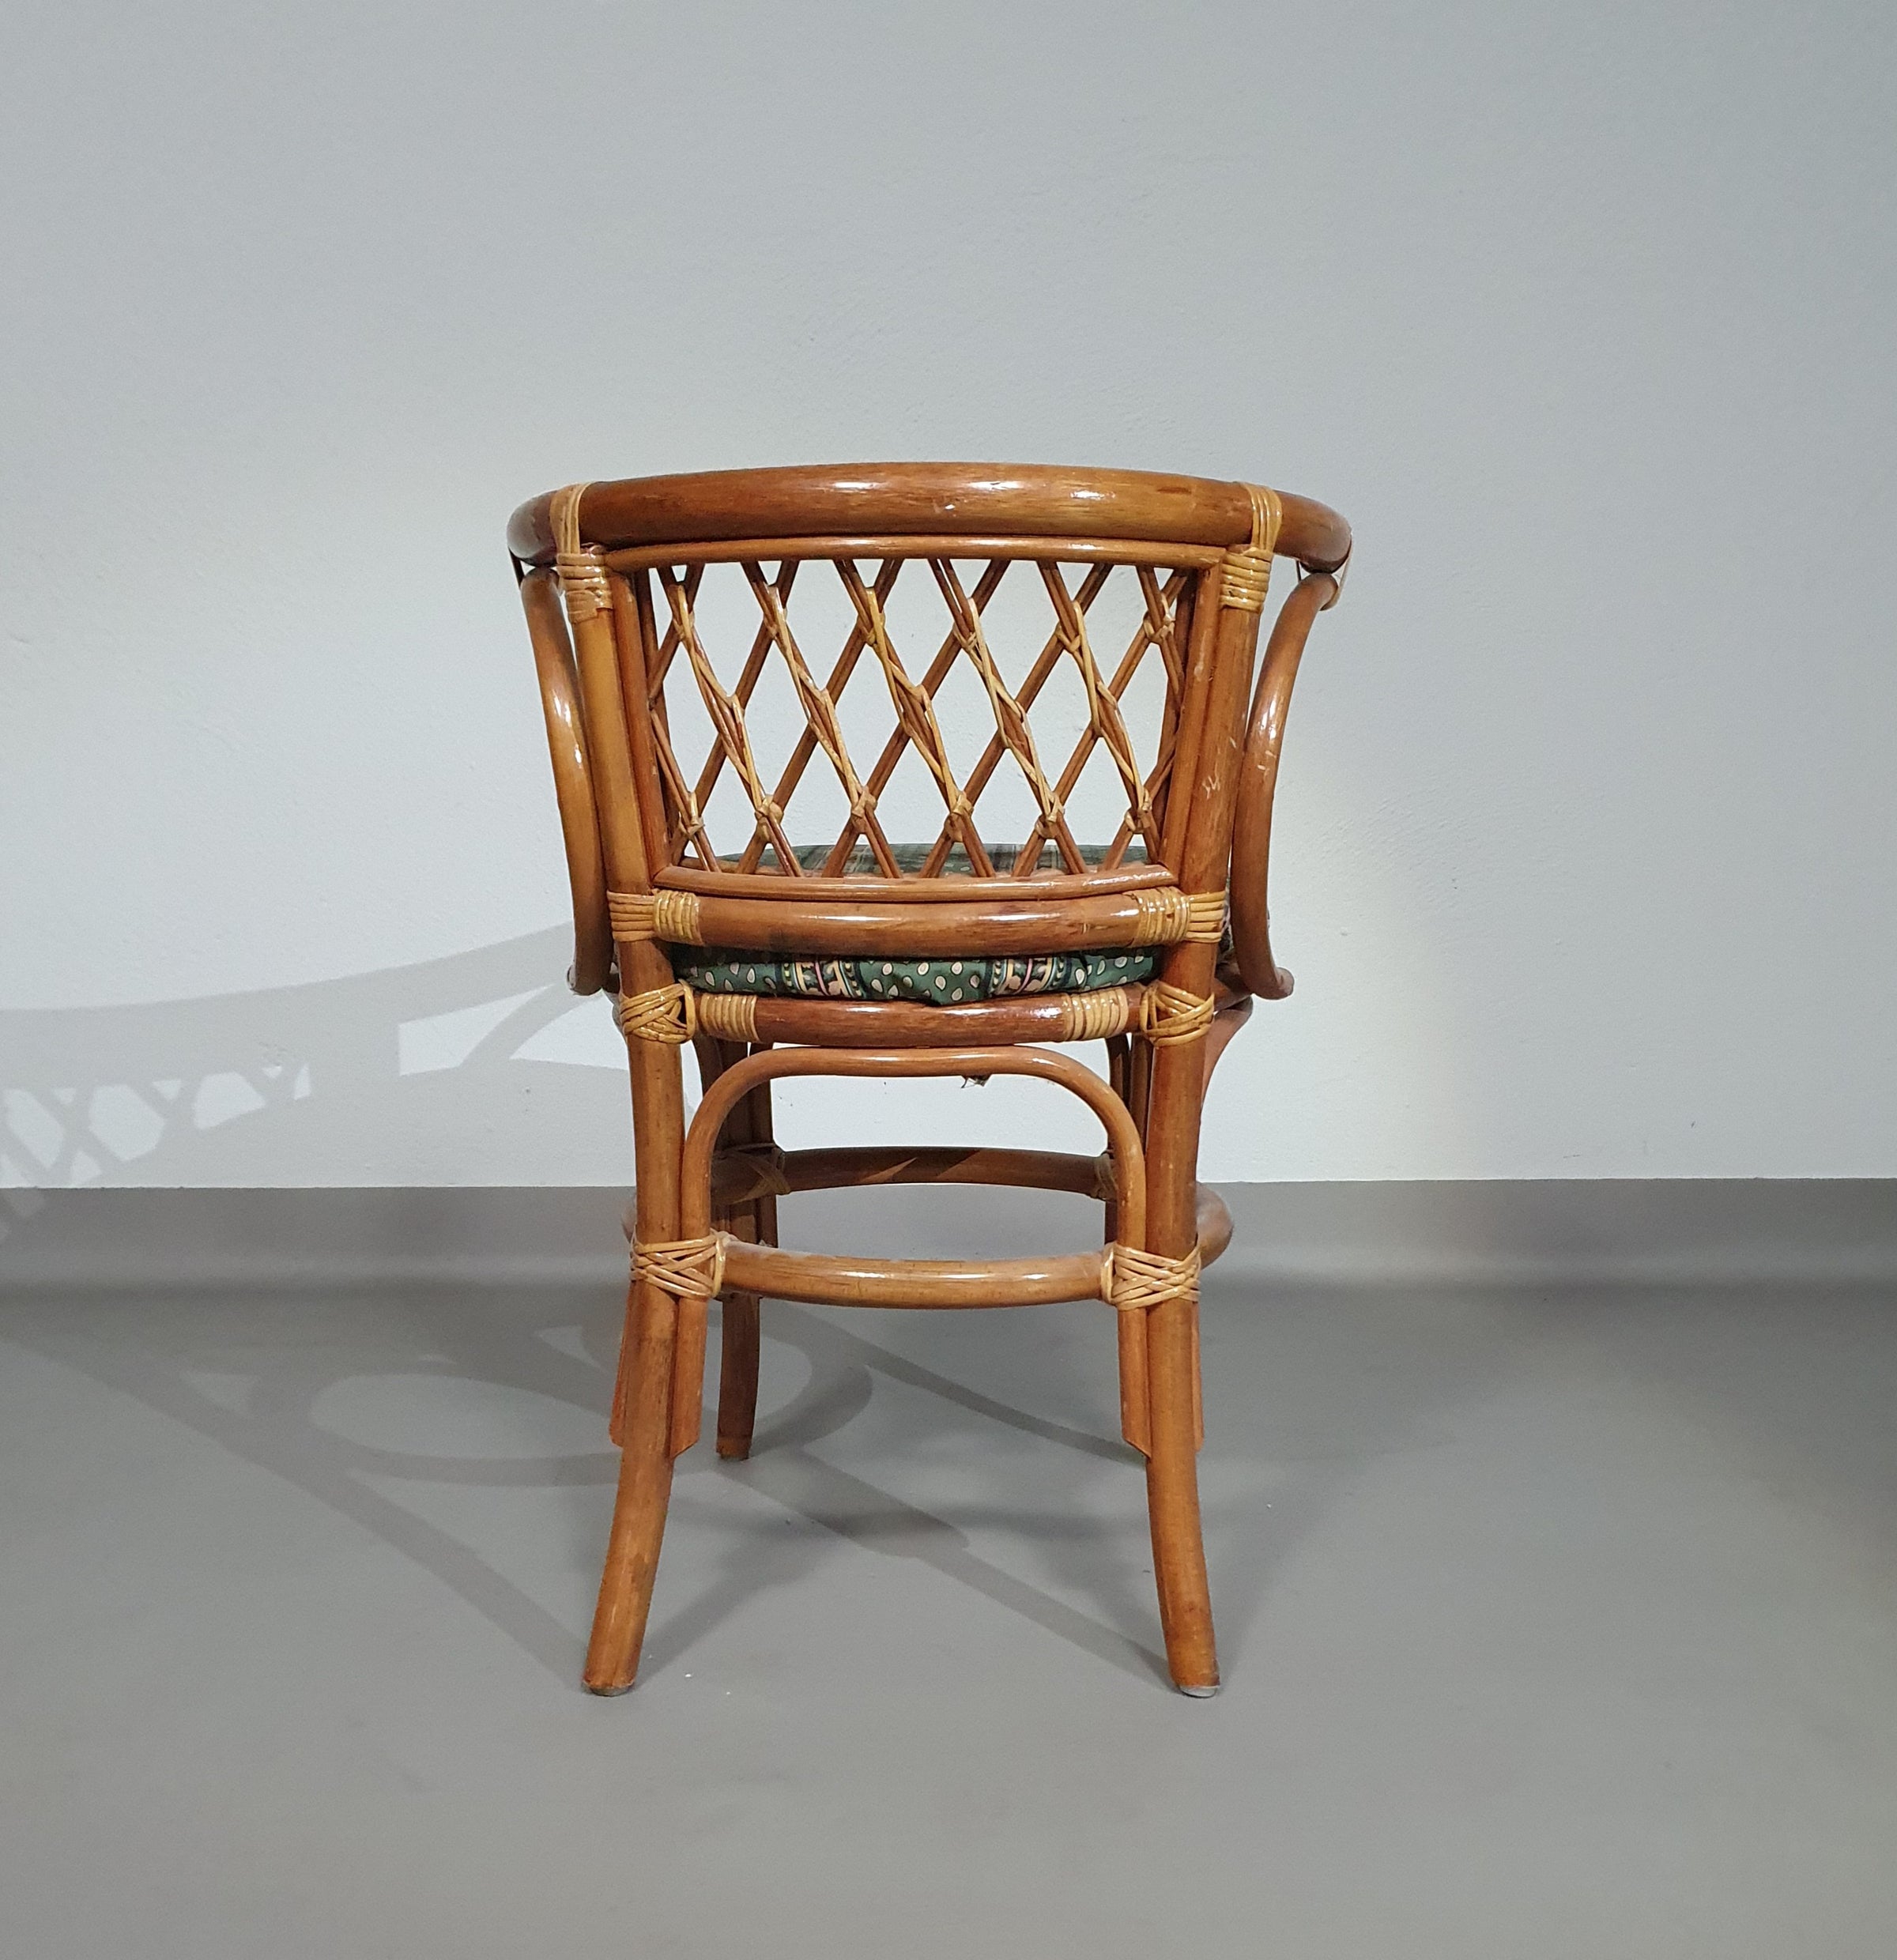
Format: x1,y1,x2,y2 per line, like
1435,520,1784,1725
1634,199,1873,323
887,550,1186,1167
519,567,615,995
1228,569,1341,1001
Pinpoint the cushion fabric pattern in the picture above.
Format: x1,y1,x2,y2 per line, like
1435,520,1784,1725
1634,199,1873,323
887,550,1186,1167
673,947,1160,1004
670,842,1171,1003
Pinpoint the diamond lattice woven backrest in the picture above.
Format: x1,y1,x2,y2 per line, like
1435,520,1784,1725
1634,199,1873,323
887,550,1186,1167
631,549,1196,880
508,465,1353,906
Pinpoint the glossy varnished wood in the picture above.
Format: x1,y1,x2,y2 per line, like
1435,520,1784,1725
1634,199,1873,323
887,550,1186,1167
602,533,1228,572
507,462,1352,572
692,1038,775,1462
656,861,1170,903
1229,570,1338,1001
519,568,613,995
511,459,1351,1697
661,888,1191,959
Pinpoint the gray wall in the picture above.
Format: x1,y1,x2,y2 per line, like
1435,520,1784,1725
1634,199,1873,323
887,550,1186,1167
3,1,1894,1189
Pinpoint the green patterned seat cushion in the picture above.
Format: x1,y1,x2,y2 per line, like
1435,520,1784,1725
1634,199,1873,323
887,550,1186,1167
669,842,1174,1001
674,947,1160,1004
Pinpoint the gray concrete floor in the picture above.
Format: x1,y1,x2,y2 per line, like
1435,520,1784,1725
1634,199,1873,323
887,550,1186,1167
5,1195,1897,1956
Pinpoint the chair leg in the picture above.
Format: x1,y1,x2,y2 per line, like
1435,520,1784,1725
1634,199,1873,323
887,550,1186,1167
1112,1031,1152,1455
589,1012,691,1694
715,1065,776,1458
1145,1287,1217,1693
584,1274,681,1694
1141,1042,1219,1695
715,1287,761,1460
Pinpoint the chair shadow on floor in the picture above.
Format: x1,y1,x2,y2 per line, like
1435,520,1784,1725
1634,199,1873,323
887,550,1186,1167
0,926,1526,1694
4,1253,1533,1693
2,1274,1203,1688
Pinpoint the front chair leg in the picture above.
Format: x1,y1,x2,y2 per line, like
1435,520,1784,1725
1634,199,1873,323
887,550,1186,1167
1139,1032,1218,1694
584,1274,681,1694
1145,1285,1218,1694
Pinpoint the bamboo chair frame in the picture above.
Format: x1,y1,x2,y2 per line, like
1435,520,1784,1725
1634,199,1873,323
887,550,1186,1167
508,462,1350,1695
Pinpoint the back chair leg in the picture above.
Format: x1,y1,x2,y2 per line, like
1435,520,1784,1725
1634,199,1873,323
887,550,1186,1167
584,1275,681,1694
715,1291,761,1459
1117,1295,1153,1457
1112,1031,1153,1454
715,1065,776,1460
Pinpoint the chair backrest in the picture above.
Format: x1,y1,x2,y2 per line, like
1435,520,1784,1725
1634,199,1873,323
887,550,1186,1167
509,464,1348,981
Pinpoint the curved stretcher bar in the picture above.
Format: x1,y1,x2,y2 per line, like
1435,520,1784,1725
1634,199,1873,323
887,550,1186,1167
718,1183,1231,1310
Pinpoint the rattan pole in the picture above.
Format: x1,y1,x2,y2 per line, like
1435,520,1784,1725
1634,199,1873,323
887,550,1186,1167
552,485,694,1697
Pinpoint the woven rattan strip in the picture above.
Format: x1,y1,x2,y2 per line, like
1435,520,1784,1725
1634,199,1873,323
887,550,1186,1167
774,558,910,876
550,483,613,624
835,561,987,867
1038,561,1157,853
637,566,719,868
631,546,1194,882
1130,887,1186,945
1043,565,1189,873
608,889,705,945
1099,1242,1201,1313
1129,887,1224,946
1218,483,1284,614
1054,985,1138,1043
741,562,894,871
656,565,798,870
1139,982,1216,1046
1186,891,1227,941
693,989,758,1042
632,1232,728,1300
718,1142,792,1198
924,560,1104,876
930,558,1074,866
617,982,696,1045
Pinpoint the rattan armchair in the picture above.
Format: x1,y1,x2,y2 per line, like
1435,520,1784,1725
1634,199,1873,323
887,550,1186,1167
507,463,1350,1695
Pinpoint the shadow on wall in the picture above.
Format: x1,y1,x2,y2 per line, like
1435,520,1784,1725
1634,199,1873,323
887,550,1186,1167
0,928,632,1229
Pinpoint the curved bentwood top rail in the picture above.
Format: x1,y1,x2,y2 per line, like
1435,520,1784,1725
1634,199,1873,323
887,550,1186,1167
508,462,1351,573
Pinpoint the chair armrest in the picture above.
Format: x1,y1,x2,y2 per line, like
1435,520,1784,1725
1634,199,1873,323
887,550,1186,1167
519,567,616,995
1228,569,1341,1001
